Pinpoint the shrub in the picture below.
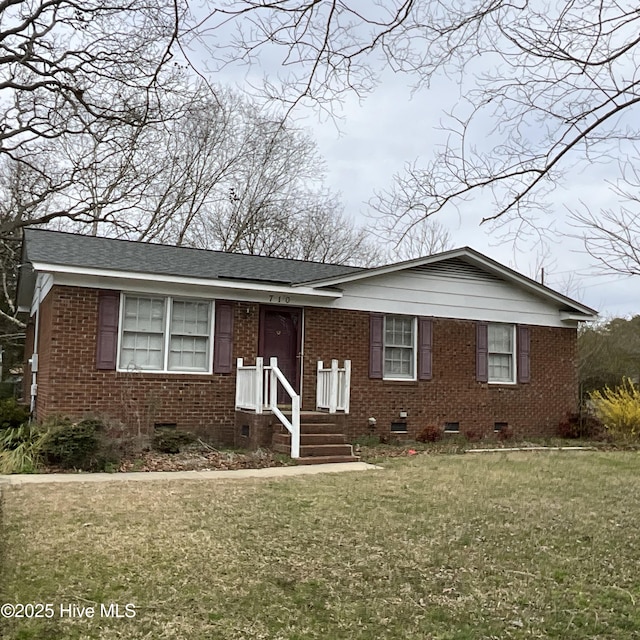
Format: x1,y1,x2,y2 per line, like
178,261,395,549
557,411,604,439
416,425,443,443
590,379,640,440
40,418,104,470
0,423,43,473
0,398,30,431
152,428,196,454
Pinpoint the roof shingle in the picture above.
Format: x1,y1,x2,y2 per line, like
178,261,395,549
22,228,364,285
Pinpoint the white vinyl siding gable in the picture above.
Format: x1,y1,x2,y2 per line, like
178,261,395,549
335,259,569,327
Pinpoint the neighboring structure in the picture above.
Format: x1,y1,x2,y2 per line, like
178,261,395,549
17,228,597,453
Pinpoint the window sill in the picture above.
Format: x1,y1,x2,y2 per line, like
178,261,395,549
381,378,418,386
116,369,213,376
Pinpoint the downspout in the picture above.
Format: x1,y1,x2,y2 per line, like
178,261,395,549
29,280,42,415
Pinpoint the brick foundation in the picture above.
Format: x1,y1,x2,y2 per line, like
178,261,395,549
234,410,276,450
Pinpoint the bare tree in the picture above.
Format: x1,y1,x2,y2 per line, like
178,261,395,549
200,1,640,245
179,107,380,265
380,219,452,263
0,0,188,236
287,206,381,266
570,162,640,275
13,83,380,266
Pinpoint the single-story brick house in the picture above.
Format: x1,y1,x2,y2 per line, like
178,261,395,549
17,228,596,458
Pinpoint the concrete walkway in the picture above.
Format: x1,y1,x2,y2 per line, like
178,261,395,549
0,461,381,485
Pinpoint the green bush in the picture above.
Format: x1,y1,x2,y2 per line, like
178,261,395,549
153,428,196,454
590,378,640,440
0,398,30,431
40,418,105,470
0,423,43,473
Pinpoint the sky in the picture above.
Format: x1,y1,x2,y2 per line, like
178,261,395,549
301,75,639,320
196,4,639,320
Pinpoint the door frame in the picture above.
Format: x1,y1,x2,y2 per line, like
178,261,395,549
258,305,304,394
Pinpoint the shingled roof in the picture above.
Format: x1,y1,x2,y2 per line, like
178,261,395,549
18,227,597,320
21,228,364,285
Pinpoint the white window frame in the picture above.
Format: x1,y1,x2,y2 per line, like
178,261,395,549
117,294,214,374
383,315,417,381
488,323,516,384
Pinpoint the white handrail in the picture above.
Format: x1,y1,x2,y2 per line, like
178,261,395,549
268,358,300,459
235,356,300,458
316,359,351,414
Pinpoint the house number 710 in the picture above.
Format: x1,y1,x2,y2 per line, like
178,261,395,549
269,295,291,303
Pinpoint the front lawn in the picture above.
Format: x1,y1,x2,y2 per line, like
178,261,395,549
1,451,639,639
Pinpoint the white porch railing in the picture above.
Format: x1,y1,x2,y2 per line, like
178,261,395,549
235,357,300,459
316,359,351,414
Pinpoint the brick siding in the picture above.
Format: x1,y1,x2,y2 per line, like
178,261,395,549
31,286,577,443
303,308,577,440
33,286,259,444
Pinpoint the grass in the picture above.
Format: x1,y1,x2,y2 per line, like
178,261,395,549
354,435,627,465
1,451,640,639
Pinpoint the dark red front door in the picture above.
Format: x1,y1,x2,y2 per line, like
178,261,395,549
259,307,302,400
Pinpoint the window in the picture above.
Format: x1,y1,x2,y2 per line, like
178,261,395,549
384,315,415,379
370,314,431,380
444,422,460,433
488,323,515,383
119,295,212,372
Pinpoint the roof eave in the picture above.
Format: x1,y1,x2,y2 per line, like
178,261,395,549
28,262,344,300
560,311,599,323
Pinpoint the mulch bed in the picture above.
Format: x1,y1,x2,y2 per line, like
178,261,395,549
117,447,292,472
38,443,293,474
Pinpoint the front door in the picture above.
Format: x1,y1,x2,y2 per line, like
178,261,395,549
259,306,302,401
